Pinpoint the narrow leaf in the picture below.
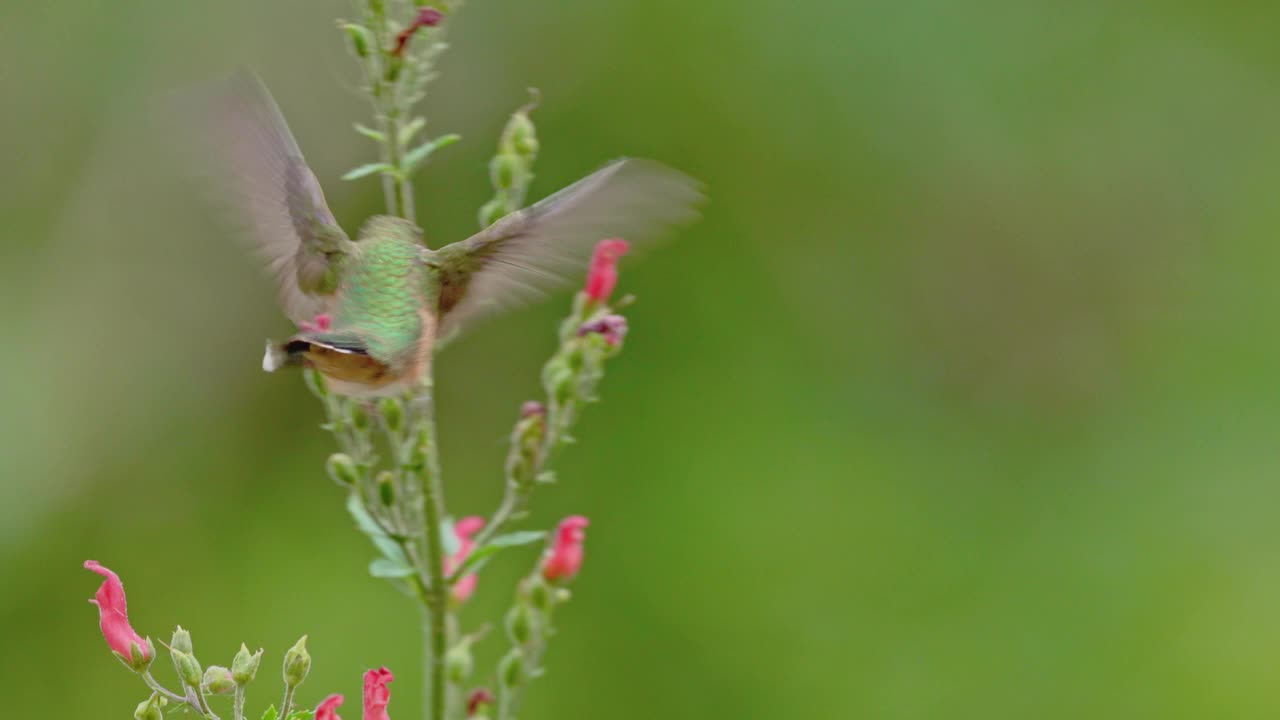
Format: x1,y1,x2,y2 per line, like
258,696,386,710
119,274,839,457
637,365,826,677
369,557,416,579
398,116,426,146
342,162,396,181
287,711,316,720
402,133,461,172
450,531,546,580
354,123,386,142
260,707,279,720
346,494,409,566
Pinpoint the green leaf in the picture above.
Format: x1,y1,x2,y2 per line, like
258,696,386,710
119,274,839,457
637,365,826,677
398,116,426,146
287,711,316,720
450,530,546,580
260,707,279,720
346,494,409,567
369,557,416,578
402,134,461,172
342,163,396,181
354,123,386,142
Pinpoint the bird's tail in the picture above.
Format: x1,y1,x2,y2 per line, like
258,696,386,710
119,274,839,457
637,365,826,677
262,339,308,372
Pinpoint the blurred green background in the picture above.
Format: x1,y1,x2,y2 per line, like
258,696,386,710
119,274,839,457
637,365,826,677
5,1,1280,717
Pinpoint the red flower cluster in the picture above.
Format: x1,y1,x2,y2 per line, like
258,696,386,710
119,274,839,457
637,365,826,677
542,515,589,582
84,561,151,666
584,239,630,302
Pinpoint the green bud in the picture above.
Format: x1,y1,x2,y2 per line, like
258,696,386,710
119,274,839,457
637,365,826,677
282,635,311,689
505,602,534,646
499,648,525,689
202,665,236,695
342,22,372,58
348,402,371,431
527,577,552,613
326,453,359,486
407,426,431,471
379,397,404,432
479,197,507,229
555,588,572,604
172,648,202,688
133,693,165,720
552,367,576,406
445,641,474,684
489,153,521,190
303,367,329,398
378,470,397,506
508,113,538,157
232,643,263,685
170,626,193,655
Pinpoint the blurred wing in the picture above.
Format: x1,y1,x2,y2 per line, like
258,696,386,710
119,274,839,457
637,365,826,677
180,70,351,325
439,158,704,336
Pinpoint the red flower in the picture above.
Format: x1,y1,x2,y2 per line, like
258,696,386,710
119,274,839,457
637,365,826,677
578,314,628,346
317,694,345,720
363,667,394,720
541,516,589,582
466,688,495,717
84,560,151,665
584,239,630,302
446,516,486,604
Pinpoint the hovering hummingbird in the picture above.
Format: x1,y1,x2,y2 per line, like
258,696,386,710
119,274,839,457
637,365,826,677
192,73,702,396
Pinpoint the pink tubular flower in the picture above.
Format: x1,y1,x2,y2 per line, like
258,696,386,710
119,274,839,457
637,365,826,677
578,314,629,346
83,560,151,665
363,667,394,720
316,694,345,720
584,239,630,302
446,516,486,604
541,516,590,582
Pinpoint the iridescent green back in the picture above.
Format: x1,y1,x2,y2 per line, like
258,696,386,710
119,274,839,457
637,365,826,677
334,217,428,366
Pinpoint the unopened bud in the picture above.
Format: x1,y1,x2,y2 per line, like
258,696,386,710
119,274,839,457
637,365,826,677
407,427,431,471
508,113,538,157
520,401,545,418
133,694,165,720
341,22,372,57
282,636,311,689
527,577,552,613
202,665,235,695
348,402,371,431
552,367,576,405
498,649,524,689
490,153,520,190
172,648,202,688
505,602,534,646
379,397,404,431
326,453,359,486
170,626,193,655
378,471,397,506
232,643,263,685
479,198,506,228
445,641,474,684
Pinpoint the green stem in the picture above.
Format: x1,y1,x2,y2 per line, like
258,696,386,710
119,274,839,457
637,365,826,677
415,371,449,720
233,686,246,720
280,685,297,720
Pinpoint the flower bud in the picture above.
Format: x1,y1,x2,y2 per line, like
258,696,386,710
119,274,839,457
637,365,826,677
342,22,372,58
508,113,538,158
133,694,165,720
520,401,545,418
327,453,359,486
232,643,263,685
498,649,524,689
526,576,552,613
348,402,371,431
489,153,521,190
445,641,474,684
478,198,506,229
379,397,404,432
505,602,534,646
282,635,311,689
170,626,193,655
552,367,576,406
202,665,236,695
172,648,202,688
407,427,431,471
377,471,397,506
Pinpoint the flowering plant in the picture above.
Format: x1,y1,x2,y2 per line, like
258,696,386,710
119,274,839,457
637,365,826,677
84,2,699,719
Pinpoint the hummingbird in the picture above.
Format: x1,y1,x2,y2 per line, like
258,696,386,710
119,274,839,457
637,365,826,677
192,73,702,397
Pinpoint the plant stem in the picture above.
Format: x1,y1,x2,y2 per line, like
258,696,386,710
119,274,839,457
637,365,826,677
233,686,246,720
415,371,449,720
280,685,297,720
